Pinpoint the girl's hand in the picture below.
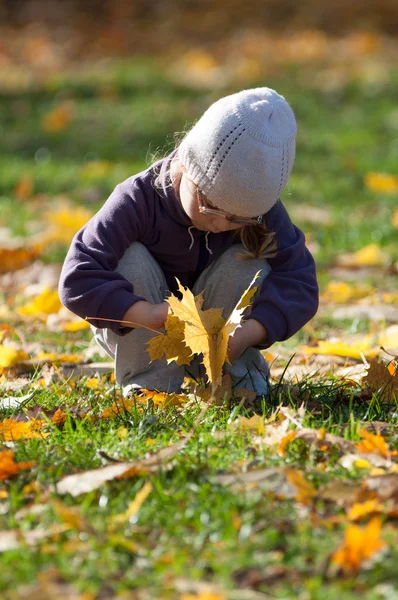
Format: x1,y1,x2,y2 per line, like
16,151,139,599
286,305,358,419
123,301,169,331
227,319,268,363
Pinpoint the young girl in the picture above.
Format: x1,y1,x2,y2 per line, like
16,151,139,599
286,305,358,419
59,87,319,397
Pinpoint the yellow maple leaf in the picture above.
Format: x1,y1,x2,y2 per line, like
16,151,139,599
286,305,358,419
356,429,390,458
17,287,61,318
36,351,83,364
138,389,188,408
0,419,48,441
63,319,90,332
147,314,192,366
152,274,260,390
235,414,265,434
0,345,28,368
348,499,384,521
321,281,372,304
301,336,379,360
0,450,34,480
336,243,388,268
40,203,93,246
331,517,385,572
364,172,398,194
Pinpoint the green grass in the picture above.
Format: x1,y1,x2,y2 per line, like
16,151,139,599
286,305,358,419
1,55,398,598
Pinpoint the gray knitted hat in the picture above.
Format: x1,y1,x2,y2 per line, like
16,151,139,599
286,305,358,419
178,87,297,217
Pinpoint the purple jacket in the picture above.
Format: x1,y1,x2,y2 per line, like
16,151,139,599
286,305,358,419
58,151,319,348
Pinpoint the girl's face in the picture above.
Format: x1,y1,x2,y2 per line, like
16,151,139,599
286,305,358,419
179,173,244,233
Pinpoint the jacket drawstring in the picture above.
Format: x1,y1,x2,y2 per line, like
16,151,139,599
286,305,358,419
187,226,213,255
205,231,213,255
188,226,195,250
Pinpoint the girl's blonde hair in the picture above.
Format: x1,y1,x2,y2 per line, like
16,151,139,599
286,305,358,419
152,144,278,261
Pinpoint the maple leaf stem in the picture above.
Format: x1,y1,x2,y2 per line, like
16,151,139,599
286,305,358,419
85,316,161,336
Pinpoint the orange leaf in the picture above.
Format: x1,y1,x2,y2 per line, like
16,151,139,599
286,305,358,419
0,419,48,441
348,499,384,521
331,517,385,572
278,431,296,456
284,468,316,504
0,450,34,480
356,429,389,458
14,176,34,200
41,102,74,133
0,247,38,274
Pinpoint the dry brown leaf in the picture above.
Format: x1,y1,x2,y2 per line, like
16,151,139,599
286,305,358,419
317,480,362,507
363,360,398,401
0,524,69,553
55,439,186,496
295,427,355,454
365,473,398,500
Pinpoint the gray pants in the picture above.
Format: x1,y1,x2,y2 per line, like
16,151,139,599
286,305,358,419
92,243,271,396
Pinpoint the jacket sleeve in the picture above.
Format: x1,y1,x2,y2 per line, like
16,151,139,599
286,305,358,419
58,177,151,336
246,200,319,348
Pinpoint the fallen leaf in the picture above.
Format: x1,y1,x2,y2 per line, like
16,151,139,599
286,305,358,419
0,345,29,369
336,243,388,268
111,481,152,524
0,524,69,553
0,246,39,274
301,337,379,360
0,418,48,441
339,453,391,470
284,468,316,504
41,102,74,132
356,429,391,458
364,172,398,194
17,287,61,318
348,499,384,521
321,281,372,303
317,480,362,507
0,390,35,410
0,450,34,480
295,428,355,454
363,360,398,401
330,516,385,573
52,499,93,532
55,440,186,496
14,176,34,200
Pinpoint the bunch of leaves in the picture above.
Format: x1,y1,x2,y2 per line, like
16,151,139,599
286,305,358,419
147,274,260,393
